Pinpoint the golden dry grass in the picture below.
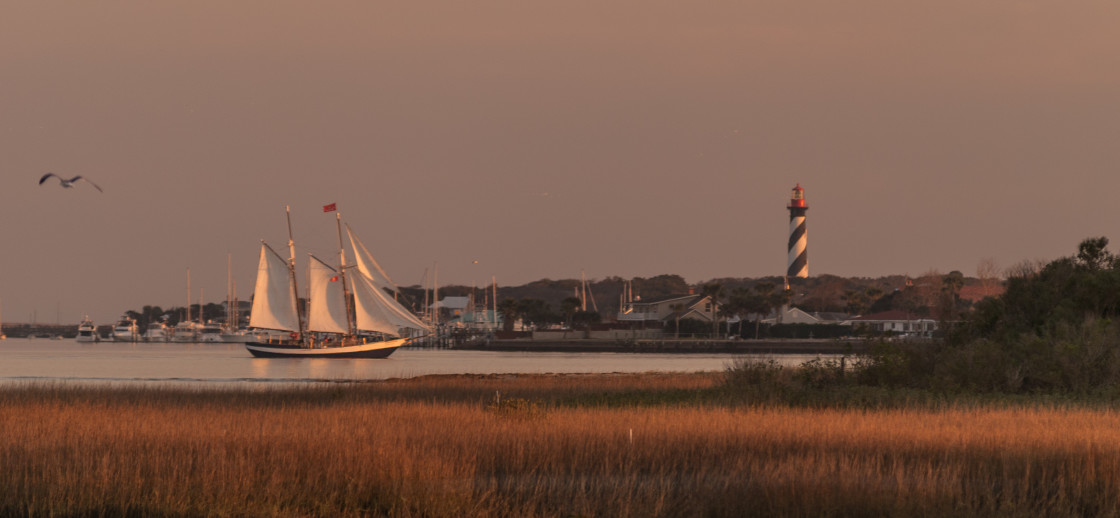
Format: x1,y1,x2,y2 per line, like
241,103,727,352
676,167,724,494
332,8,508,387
2,374,1119,517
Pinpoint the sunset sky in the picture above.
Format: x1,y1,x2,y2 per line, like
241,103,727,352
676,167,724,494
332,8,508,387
2,1,1119,324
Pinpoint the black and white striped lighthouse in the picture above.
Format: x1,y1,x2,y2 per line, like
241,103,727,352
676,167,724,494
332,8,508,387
787,183,809,278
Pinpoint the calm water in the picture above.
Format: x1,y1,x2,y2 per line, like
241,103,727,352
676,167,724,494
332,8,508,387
0,338,827,386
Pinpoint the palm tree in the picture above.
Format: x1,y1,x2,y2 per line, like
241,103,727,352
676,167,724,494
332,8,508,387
496,298,520,333
517,298,553,330
725,287,754,338
700,283,724,338
560,297,581,329
669,303,685,339
753,282,777,339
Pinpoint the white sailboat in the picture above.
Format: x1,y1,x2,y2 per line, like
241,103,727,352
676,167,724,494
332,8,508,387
244,207,429,358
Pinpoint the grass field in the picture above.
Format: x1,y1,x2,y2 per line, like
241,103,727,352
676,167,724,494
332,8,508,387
3,373,1120,517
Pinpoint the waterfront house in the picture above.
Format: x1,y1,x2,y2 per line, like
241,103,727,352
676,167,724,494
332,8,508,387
617,294,716,323
849,310,938,337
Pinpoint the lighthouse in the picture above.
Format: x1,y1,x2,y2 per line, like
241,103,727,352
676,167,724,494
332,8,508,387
787,183,809,278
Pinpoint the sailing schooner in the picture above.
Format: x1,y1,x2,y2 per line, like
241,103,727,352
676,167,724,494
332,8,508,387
244,206,429,358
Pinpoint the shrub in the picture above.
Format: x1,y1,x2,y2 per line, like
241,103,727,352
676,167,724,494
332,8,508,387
487,392,546,419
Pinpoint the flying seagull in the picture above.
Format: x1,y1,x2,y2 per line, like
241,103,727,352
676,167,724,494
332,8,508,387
38,173,103,193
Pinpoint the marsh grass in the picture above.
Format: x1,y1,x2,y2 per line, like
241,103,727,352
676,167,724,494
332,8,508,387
4,374,1120,516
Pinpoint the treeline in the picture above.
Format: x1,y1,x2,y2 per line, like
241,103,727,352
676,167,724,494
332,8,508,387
402,271,992,333
124,269,990,333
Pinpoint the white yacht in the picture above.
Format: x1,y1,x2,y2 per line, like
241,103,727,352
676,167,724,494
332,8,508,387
220,327,265,343
198,322,223,342
143,322,170,342
170,321,198,342
76,316,99,343
111,317,139,342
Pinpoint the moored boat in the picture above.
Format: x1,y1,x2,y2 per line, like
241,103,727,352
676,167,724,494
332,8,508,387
76,316,99,343
198,322,223,342
111,317,139,342
219,327,265,343
143,322,170,342
170,321,198,342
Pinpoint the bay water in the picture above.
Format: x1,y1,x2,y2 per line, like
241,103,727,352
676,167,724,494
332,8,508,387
0,338,828,386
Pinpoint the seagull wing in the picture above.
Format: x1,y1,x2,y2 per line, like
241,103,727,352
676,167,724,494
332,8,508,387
38,173,59,185
72,176,104,193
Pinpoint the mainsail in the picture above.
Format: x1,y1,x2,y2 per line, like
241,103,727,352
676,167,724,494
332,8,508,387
306,255,349,334
249,242,300,332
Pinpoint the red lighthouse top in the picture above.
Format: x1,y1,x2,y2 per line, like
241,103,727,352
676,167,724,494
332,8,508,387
788,183,807,208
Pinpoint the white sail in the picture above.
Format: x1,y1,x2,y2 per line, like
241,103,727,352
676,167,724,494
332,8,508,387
383,289,429,331
351,270,409,335
346,225,429,330
249,243,301,332
306,255,349,334
346,224,398,292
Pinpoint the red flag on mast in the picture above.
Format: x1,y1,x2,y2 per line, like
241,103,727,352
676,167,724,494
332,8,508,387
323,203,337,212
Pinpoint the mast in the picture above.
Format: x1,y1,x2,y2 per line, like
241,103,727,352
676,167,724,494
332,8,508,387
421,268,430,322
335,211,356,336
227,253,233,332
186,267,191,323
232,279,238,330
492,275,498,330
285,205,306,339
433,262,439,328
581,269,587,311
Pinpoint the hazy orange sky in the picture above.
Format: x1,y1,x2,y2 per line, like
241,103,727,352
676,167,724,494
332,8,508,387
3,1,1119,324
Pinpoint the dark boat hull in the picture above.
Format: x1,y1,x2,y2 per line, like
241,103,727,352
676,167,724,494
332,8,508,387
244,337,407,359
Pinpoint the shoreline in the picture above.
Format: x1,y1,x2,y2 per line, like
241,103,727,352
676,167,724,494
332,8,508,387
452,338,867,355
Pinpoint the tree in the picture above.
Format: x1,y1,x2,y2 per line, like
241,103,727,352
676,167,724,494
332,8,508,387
496,298,520,332
963,237,1120,341
1077,236,1115,271
700,283,724,338
633,275,690,299
939,237,1120,393
517,299,554,329
125,305,165,330
725,287,756,338
976,257,1001,292
669,303,685,339
572,310,601,329
560,297,582,329
936,271,965,325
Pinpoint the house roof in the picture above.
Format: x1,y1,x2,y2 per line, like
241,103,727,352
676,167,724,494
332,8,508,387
759,306,822,324
675,307,713,322
850,310,933,322
431,296,470,310
631,294,700,306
